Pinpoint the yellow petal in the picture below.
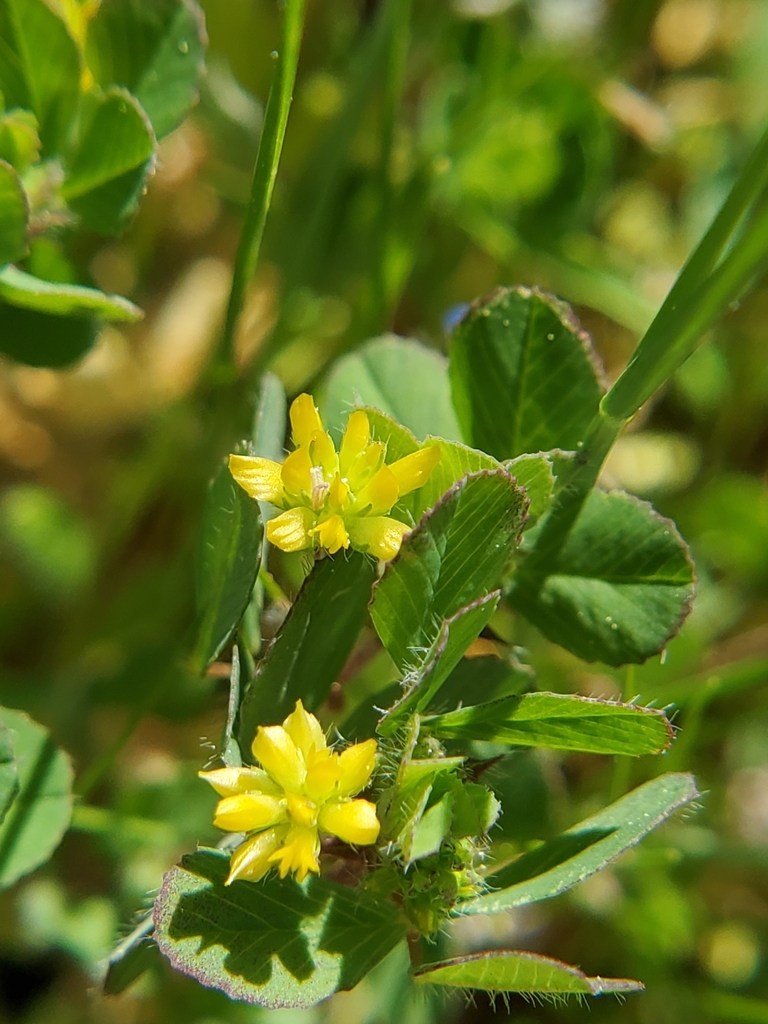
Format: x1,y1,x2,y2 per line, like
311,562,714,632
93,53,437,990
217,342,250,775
328,473,349,510
268,824,321,882
252,724,305,791
388,445,441,496
228,454,285,504
311,513,350,554
309,430,338,477
282,699,326,759
354,465,399,514
339,410,370,475
286,792,318,827
213,793,286,832
318,798,380,845
225,826,288,885
281,446,314,497
198,767,282,798
266,507,315,553
304,752,343,803
346,515,409,560
346,442,386,492
290,393,323,448
337,738,377,797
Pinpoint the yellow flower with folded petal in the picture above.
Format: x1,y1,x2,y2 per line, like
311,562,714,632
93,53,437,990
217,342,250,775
200,700,380,885
229,394,440,561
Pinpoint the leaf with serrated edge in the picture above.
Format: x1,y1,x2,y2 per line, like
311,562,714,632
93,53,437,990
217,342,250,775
505,453,554,527
318,334,462,443
0,707,73,889
371,470,527,673
414,950,643,996
449,286,605,460
422,692,673,756
511,489,696,665
456,772,699,916
153,849,405,1008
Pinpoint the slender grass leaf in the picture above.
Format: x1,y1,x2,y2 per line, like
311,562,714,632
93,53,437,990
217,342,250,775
450,286,605,460
505,453,554,527
0,159,27,265
63,88,156,235
457,772,699,916
378,592,500,736
87,0,207,140
0,301,97,366
0,707,73,889
318,334,462,443
193,460,263,671
0,265,142,320
371,470,527,672
0,0,81,153
414,950,643,996
422,692,673,756
154,848,406,1008
511,489,696,665
238,553,376,743
0,721,18,826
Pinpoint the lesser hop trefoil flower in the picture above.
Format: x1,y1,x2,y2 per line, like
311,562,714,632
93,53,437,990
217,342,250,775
229,393,440,560
200,700,380,885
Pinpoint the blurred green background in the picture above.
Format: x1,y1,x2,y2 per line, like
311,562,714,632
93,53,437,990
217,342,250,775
1,0,768,1021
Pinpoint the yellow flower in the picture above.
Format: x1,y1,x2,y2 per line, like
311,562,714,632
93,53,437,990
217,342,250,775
200,700,380,885
229,394,440,560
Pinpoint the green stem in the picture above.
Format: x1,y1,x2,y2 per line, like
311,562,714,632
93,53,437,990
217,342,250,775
218,0,307,370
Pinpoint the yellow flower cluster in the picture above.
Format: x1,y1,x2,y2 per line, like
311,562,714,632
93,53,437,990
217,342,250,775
201,701,380,885
229,394,440,561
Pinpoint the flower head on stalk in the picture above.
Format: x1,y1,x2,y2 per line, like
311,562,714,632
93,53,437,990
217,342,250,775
229,394,440,560
200,700,380,885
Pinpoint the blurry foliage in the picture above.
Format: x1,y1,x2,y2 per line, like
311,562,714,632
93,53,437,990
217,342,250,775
0,0,767,1022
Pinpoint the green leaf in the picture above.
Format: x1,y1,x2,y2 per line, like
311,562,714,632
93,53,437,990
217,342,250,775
449,287,605,460
252,372,287,464
87,0,207,140
505,453,555,527
431,655,534,714
63,87,156,235
103,913,159,995
414,950,643,996
0,301,97,366
406,791,455,863
378,593,500,736
318,335,463,443
0,706,73,889
238,553,377,742
456,772,699,916
0,265,142,319
422,692,673,756
0,0,81,153
370,470,527,673
0,721,18,826
0,107,40,171
403,439,502,521
382,755,465,861
0,158,27,265
154,848,406,1008
365,407,420,462
511,489,696,666
193,460,263,671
